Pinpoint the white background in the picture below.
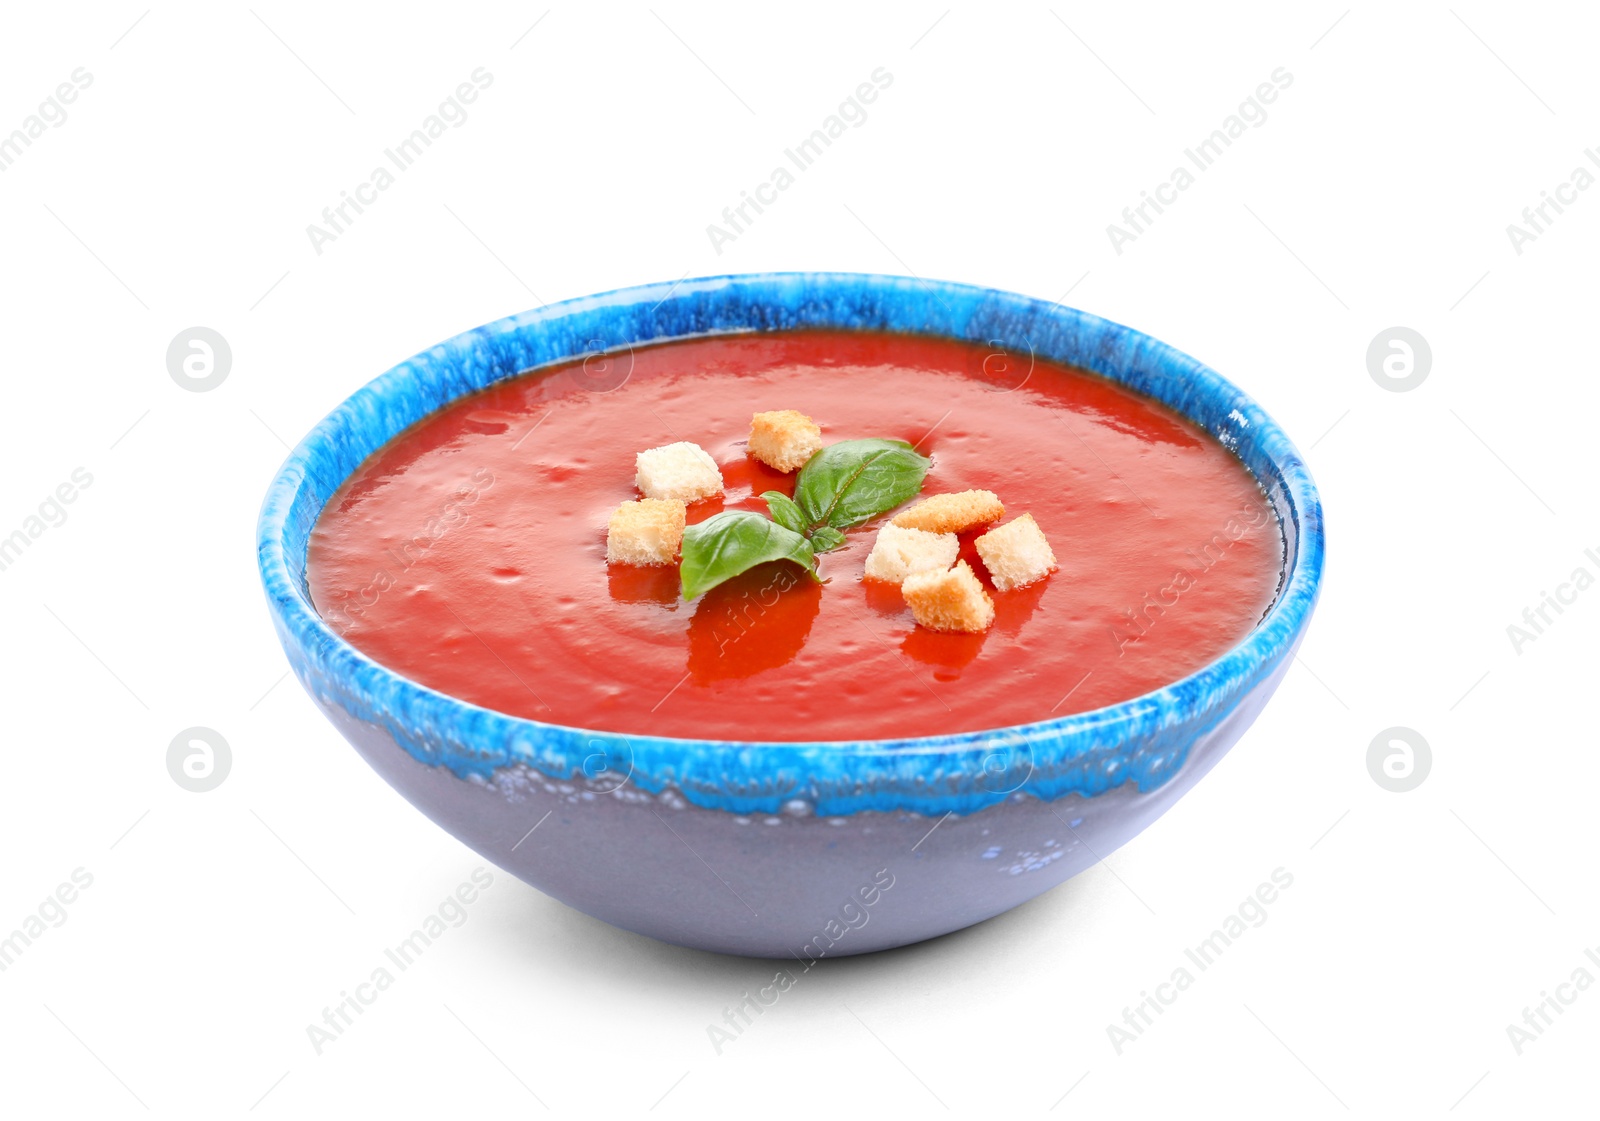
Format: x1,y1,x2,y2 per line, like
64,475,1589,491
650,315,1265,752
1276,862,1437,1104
1,2,1594,1116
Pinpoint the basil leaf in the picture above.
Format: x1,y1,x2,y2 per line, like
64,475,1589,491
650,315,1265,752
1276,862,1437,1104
761,491,808,536
809,526,846,553
680,511,819,600
794,438,932,531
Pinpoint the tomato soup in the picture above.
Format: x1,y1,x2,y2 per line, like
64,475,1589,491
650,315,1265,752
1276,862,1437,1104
306,331,1284,742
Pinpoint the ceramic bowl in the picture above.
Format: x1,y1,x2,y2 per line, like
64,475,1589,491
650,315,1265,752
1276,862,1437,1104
257,272,1324,958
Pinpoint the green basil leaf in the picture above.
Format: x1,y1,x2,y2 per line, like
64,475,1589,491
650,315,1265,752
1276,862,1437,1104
680,511,819,600
809,526,847,553
761,491,808,536
794,438,932,531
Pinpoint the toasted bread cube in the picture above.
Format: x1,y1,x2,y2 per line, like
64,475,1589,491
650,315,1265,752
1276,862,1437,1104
975,512,1058,591
902,560,995,633
891,489,1005,534
863,524,959,584
748,410,823,473
606,499,687,566
635,441,723,502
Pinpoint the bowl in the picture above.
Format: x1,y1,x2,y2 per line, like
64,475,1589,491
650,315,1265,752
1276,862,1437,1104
257,272,1324,958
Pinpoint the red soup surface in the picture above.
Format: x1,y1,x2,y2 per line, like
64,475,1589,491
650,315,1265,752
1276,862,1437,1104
307,331,1284,742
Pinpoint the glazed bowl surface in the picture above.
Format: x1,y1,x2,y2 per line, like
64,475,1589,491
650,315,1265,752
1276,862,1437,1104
257,271,1324,957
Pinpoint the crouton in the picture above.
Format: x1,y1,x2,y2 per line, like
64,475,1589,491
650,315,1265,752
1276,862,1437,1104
748,410,823,473
606,499,687,566
902,560,995,633
635,441,723,503
891,489,1005,534
863,524,959,584
975,512,1058,591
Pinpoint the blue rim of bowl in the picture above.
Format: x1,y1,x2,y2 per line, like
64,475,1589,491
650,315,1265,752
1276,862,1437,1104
257,272,1325,817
